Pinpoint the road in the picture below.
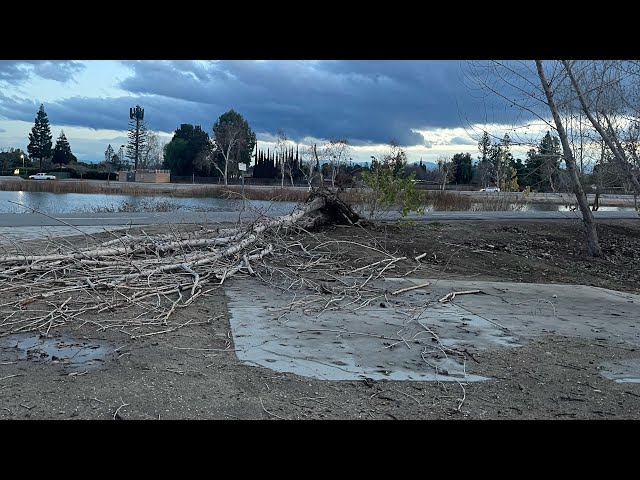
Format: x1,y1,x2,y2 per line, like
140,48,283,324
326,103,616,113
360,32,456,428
0,208,637,228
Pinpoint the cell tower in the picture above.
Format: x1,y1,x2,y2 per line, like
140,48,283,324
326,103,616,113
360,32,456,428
129,105,145,170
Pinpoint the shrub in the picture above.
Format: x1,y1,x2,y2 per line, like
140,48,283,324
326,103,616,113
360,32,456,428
357,169,424,219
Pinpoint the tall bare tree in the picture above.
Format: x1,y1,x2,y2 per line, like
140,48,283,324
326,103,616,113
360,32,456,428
434,155,456,190
466,60,602,256
275,129,292,188
323,139,351,189
211,110,256,185
561,60,640,195
140,132,164,170
300,144,321,191
535,60,601,256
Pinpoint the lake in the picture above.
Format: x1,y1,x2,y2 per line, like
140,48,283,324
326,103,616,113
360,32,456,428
0,190,635,214
0,190,299,214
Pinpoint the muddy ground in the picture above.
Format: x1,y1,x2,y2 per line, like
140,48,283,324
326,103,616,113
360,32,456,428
1,217,639,420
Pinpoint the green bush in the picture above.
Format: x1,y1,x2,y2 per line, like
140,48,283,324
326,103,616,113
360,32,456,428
358,168,424,219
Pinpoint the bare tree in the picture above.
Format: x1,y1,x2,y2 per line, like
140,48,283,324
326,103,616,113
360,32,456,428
300,144,321,191
536,60,601,256
466,60,602,256
476,131,494,188
275,129,293,188
323,139,351,189
211,110,256,185
212,127,242,185
140,132,164,170
434,155,456,190
561,60,640,195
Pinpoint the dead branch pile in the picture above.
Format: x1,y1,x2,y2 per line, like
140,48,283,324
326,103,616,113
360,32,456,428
0,190,377,338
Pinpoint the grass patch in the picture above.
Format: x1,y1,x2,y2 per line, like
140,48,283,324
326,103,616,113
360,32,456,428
471,194,527,211
421,191,473,211
76,199,181,213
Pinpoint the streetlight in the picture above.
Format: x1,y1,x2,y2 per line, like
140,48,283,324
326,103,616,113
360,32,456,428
20,154,24,169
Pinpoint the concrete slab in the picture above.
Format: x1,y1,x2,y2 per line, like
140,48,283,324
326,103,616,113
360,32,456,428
225,278,640,383
600,359,640,383
409,278,640,346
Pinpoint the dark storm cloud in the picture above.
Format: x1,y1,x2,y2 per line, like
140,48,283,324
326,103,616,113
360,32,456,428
0,60,85,84
116,60,491,146
0,92,213,135
0,60,521,146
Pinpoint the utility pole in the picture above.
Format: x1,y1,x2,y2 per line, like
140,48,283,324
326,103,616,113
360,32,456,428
129,105,144,171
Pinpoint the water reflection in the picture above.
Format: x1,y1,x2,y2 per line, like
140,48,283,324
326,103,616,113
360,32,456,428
0,190,636,214
0,190,298,214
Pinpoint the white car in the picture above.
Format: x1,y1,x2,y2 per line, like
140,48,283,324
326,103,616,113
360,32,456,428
484,186,500,192
28,173,56,180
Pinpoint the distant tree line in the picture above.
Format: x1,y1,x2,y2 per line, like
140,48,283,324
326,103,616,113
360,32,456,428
407,130,588,193
13,103,626,195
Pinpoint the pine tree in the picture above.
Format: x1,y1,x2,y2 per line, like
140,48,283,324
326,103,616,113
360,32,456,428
27,104,53,171
105,145,115,164
52,130,75,166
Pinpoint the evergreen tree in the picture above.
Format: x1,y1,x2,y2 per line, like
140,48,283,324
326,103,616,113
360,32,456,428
104,144,122,170
52,130,75,166
524,131,562,191
104,144,115,164
27,104,53,171
162,124,211,176
452,152,473,184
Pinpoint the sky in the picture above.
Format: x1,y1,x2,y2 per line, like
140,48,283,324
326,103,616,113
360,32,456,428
0,60,541,166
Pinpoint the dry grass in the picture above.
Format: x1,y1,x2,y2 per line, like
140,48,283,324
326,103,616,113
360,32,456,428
1,180,533,212
0,180,179,196
470,194,527,211
422,191,473,211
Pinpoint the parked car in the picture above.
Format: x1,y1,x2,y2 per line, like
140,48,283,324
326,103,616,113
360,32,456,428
28,172,56,180
484,186,500,192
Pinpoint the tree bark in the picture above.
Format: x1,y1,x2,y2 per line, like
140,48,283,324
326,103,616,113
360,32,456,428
536,60,602,257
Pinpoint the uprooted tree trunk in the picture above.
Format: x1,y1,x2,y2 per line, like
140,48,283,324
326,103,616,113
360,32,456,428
295,188,368,230
0,189,369,338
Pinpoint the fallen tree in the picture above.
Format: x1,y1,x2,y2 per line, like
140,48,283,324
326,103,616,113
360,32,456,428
0,189,374,338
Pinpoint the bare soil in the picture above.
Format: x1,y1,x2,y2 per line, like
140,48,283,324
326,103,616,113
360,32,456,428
1,218,639,420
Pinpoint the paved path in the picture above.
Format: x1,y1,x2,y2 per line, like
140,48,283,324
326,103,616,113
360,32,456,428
0,208,637,228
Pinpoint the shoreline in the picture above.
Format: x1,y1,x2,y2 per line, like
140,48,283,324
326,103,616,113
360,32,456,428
0,178,637,208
